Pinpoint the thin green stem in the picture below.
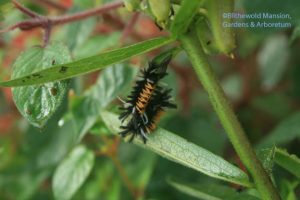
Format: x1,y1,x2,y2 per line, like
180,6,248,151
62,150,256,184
179,32,281,200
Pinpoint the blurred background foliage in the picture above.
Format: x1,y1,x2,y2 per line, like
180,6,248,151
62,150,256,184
0,0,300,199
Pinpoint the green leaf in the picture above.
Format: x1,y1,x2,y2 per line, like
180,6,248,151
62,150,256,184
257,34,289,91
0,170,50,200
274,148,300,179
257,112,300,149
0,36,174,87
73,33,121,59
257,147,275,177
89,120,111,135
69,96,98,142
68,64,137,140
279,179,299,200
52,145,95,200
100,111,252,187
119,144,157,189
86,64,137,109
11,43,71,127
168,178,259,200
63,13,97,51
35,116,78,168
170,0,201,37
79,160,121,200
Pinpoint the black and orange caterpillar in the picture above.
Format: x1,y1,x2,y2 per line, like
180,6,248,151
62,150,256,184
119,89,176,143
118,53,172,123
118,51,177,143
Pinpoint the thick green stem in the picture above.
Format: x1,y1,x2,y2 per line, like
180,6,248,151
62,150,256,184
180,33,281,200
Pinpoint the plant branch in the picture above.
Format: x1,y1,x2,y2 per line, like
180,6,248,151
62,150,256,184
1,1,124,33
50,1,123,25
12,0,41,18
179,32,281,200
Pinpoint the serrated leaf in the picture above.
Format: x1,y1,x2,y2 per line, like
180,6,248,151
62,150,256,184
274,148,300,179
11,43,71,127
0,36,174,87
52,145,95,200
257,112,300,149
168,179,259,200
100,111,252,187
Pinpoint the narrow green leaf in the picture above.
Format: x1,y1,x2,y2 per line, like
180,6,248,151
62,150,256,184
100,111,252,187
52,145,95,200
274,148,300,179
11,43,71,127
0,36,174,87
170,0,201,37
168,179,259,200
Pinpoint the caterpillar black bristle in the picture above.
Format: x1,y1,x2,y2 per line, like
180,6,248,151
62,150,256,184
118,54,172,123
118,51,176,144
119,89,176,144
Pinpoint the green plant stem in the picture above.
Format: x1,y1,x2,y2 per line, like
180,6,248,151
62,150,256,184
179,32,281,200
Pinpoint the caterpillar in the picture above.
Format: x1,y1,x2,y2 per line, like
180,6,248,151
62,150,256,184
118,54,172,123
119,89,176,143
